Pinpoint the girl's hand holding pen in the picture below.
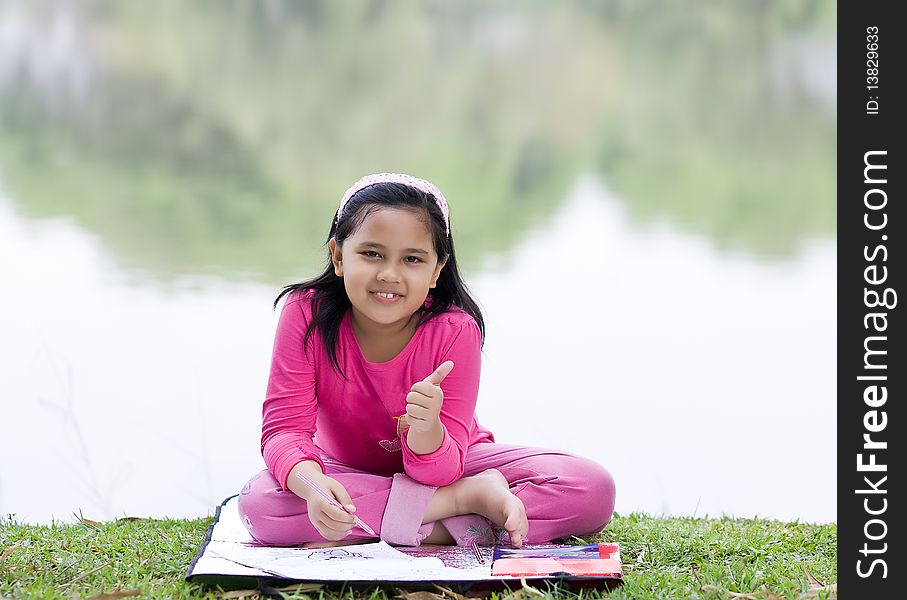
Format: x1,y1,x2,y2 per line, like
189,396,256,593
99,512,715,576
289,462,358,541
405,360,454,433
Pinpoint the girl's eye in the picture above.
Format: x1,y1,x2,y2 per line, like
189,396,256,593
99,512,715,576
362,251,421,263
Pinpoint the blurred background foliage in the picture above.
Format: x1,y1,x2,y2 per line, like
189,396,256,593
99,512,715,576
0,0,835,283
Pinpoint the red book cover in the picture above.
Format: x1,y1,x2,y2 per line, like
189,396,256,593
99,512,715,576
491,543,622,578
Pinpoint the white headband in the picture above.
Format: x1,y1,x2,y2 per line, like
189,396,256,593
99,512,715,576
336,172,450,236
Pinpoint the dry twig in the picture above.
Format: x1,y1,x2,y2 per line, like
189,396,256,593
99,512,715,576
0,541,24,562
86,591,140,600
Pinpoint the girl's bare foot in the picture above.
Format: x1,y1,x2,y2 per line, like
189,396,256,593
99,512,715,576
456,469,528,547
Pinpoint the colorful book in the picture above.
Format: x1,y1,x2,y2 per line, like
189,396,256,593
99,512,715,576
491,543,622,578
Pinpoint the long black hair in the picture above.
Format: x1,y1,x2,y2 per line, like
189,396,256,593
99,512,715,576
275,181,485,380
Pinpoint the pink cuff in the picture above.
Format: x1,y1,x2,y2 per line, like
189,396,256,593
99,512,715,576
401,424,463,486
263,442,326,490
380,473,437,546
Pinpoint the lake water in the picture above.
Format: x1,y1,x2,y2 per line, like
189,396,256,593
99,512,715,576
0,174,836,525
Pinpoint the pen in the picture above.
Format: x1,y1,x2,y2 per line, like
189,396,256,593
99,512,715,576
472,541,485,564
296,471,377,537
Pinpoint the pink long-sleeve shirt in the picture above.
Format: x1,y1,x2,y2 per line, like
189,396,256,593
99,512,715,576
261,289,495,490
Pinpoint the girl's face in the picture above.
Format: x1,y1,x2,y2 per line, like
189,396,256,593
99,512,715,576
329,208,446,333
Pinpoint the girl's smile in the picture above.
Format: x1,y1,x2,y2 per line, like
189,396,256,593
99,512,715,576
370,291,403,304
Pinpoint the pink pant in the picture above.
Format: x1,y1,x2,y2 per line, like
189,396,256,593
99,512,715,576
238,443,615,547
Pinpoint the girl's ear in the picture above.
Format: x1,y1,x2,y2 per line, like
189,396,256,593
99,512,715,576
329,238,343,276
429,258,447,288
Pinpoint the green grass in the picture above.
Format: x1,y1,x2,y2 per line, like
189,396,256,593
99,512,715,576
0,513,835,599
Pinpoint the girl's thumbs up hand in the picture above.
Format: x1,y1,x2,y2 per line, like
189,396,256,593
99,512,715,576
405,360,454,433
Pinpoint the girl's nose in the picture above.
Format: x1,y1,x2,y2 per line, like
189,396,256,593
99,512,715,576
378,267,400,282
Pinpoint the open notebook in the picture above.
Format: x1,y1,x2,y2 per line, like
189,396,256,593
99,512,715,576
186,495,622,591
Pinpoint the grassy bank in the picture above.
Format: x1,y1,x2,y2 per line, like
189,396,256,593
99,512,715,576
0,513,836,599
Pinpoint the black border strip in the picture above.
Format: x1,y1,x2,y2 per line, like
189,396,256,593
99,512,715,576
838,1,904,596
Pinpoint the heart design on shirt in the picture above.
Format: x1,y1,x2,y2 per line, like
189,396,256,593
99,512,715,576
378,438,402,452
378,414,410,452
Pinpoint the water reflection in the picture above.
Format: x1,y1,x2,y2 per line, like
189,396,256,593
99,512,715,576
0,0,835,281
474,177,835,523
0,176,835,524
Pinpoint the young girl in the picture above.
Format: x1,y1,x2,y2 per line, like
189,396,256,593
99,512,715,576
238,173,615,549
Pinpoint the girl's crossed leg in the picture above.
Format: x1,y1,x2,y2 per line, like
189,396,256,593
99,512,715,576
237,443,615,547
458,443,616,545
